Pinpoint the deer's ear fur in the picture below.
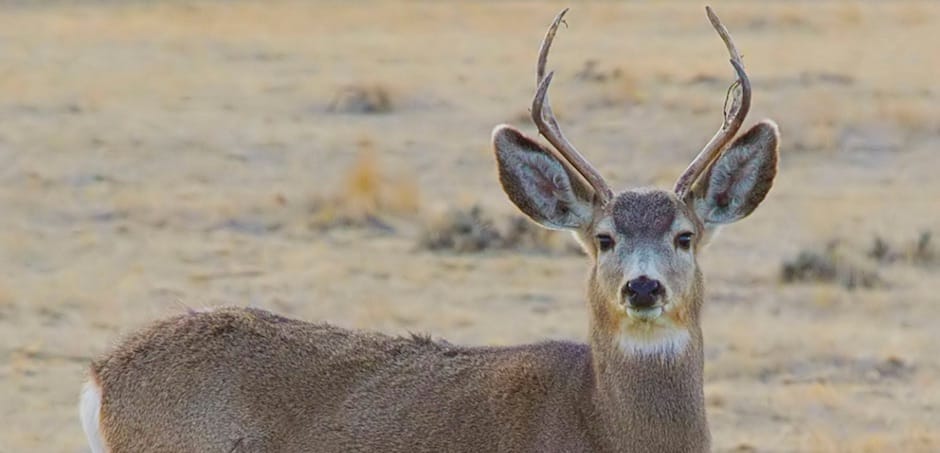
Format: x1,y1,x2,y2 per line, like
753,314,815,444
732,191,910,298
689,120,779,232
492,125,595,231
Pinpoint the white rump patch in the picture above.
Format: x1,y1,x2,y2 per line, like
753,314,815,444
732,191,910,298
616,328,691,359
80,380,109,453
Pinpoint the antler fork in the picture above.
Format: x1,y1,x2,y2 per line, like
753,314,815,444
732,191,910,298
673,6,752,200
531,8,614,205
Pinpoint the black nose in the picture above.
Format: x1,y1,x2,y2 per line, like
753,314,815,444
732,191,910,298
623,276,664,308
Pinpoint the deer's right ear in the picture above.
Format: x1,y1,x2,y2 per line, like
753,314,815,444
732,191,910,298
492,125,595,231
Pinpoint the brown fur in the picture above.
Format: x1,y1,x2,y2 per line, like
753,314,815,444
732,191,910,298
91,291,713,453
92,308,599,452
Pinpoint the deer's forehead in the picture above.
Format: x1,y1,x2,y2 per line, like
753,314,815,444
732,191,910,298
608,190,683,237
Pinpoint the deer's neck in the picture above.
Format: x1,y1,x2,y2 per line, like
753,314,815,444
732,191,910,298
586,310,709,452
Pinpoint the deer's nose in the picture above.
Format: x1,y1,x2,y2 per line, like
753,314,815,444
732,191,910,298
623,276,664,308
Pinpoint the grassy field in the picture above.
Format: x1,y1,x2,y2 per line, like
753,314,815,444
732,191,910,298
0,1,938,451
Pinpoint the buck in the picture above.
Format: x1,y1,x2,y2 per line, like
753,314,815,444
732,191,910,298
80,7,778,453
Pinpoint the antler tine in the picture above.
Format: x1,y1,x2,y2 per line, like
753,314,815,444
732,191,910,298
674,6,752,200
532,8,613,204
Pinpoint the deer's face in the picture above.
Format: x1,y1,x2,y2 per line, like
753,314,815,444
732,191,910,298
579,190,707,354
589,190,702,323
492,121,778,355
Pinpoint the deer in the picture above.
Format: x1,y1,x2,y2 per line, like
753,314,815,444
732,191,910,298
80,7,778,453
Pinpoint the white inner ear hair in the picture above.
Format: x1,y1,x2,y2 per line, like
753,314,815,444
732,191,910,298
511,151,591,229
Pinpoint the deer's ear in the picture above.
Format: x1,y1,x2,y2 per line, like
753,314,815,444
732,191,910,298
689,120,779,231
492,125,595,231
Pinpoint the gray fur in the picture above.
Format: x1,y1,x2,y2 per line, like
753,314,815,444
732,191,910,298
611,190,679,239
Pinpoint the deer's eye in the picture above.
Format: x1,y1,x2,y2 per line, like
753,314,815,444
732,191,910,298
596,234,615,252
675,232,694,251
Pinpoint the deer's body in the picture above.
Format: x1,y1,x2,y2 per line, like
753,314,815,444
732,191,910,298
84,306,704,453
82,8,779,453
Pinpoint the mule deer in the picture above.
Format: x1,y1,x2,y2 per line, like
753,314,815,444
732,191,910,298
80,7,778,453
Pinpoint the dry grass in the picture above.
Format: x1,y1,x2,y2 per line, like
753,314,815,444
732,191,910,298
328,84,396,114
309,143,420,231
0,1,938,452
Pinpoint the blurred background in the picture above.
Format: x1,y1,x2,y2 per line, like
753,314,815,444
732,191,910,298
0,1,937,451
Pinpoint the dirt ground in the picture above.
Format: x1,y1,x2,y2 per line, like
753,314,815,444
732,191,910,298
0,1,938,452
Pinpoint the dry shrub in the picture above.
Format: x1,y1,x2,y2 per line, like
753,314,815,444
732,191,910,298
418,205,581,255
877,99,938,136
788,91,844,153
575,60,633,87
897,3,933,26
780,240,882,290
911,232,937,266
777,8,811,28
310,145,419,231
793,122,840,153
835,3,863,26
0,283,15,320
868,231,937,268
327,83,394,114
577,60,644,108
418,205,501,253
782,230,937,289
502,217,567,253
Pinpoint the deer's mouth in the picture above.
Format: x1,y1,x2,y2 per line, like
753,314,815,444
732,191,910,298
625,304,665,321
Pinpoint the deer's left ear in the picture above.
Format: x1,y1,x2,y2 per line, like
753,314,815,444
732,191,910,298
688,120,779,231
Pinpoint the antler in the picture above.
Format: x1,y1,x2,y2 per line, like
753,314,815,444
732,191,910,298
532,8,613,204
673,6,752,200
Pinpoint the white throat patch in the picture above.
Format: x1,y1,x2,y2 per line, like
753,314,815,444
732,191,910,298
615,327,691,359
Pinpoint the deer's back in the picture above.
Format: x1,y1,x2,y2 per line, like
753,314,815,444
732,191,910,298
91,307,598,452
